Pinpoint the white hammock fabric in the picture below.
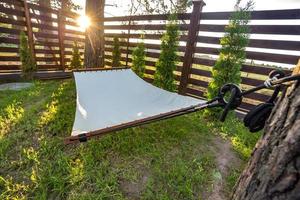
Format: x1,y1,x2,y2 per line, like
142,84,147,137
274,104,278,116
71,68,206,138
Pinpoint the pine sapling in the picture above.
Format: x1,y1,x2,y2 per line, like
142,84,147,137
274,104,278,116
112,36,121,67
154,15,179,92
206,0,254,116
132,38,146,78
19,31,36,80
70,41,83,69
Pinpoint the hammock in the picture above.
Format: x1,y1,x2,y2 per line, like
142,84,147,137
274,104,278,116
65,68,207,144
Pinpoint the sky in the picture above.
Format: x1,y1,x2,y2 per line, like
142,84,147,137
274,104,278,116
72,0,300,16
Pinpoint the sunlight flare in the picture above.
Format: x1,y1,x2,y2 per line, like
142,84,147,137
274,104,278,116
77,15,91,31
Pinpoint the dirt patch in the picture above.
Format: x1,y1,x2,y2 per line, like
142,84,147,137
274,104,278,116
119,168,150,200
208,136,242,200
0,82,33,91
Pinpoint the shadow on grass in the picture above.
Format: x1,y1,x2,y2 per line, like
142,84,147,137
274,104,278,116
1,79,238,200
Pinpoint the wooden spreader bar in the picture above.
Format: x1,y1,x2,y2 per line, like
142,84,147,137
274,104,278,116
64,104,207,145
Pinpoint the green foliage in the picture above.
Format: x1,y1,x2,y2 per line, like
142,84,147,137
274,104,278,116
154,16,179,92
112,36,121,67
0,79,258,199
70,41,83,69
132,38,146,78
19,31,37,80
206,1,254,116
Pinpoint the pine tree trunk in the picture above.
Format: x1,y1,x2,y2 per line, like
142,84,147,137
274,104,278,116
232,81,300,200
84,0,105,68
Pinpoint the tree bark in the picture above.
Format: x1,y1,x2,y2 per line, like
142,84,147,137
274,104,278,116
84,0,105,68
232,80,300,200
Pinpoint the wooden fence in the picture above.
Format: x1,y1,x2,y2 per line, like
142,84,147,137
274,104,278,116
0,0,299,111
0,0,83,72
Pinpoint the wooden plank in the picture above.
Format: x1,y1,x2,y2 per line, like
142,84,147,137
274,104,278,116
64,28,84,36
105,33,162,40
28,3,58,15
104,24,189,31
34,31,59,39
104,13,191,22
0,4,25,17
35,49,61,54
193,58,291,75
0,17,26,26
105,40,186,52
201,9,300,20
0,56,20,61
0,0,23,7
199,24,300,35
197,36,300,51
195,47,299,65
0,47,19,53
35,40,60,47
179,0,205,94
63,19,78,27
185,87,205,98
0,27,24,35
0,65,20,70
64,36,85,43
31,22,58,31
30,12,58,23
61,10,80,19
188,77,208,87
0,37,20,44
36,57,60,62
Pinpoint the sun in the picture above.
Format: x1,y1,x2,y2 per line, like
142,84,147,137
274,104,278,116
77,15,91,31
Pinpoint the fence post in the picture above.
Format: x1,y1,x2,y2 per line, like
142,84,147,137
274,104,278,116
58,11,65,70
23,0,36,64
178,0,205,95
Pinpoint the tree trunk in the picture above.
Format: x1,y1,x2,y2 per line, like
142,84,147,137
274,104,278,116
84,0,105,68
232,80,300,200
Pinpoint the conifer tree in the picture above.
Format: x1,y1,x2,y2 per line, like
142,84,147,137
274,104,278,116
70,41,83,69
112,36,121,67
153,16,179,92
132,38,146,78
206,0,254,115
19,31,36,80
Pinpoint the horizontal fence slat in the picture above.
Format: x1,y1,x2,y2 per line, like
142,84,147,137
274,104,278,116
104,24,189,31
104,13,191,22
0,17,26,26
199,24,300,35
0,47,19,52
197,36,300,52
31,22,58,31
0,56,20,61
193,58,291,75
195,47,299,65
0,0,23,7
0,27,24,35
201,9,300,20
0,4,25,17
0,37,20,44
28,3,58,15
30,12,58,23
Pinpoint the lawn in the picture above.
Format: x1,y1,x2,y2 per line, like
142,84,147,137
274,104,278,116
0,79,260,199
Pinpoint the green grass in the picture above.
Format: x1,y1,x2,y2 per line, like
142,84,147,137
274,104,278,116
0,79,260,199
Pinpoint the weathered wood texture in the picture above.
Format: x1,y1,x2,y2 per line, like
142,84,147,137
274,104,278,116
0,1,297,111
0,0,84,71
178,0,205,94
232,80,300,199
